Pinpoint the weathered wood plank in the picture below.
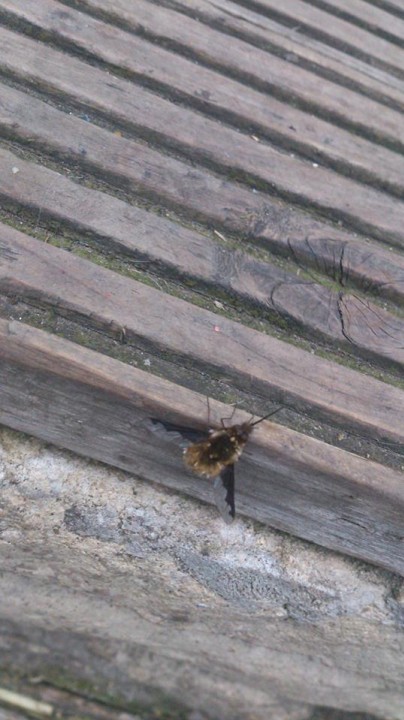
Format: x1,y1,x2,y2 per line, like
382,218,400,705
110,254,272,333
0,25,402,229
314,0,404,43
74,0,404,106
0,83,381,262
2,85,404,305
286,235,404,305
0,67,403,249
2,0,404,196
1,153,403,366
379,0,404,15
1,147,402,308
1,2,403,713
1,318,403,573
0,224,403,446
230,0,404,76
2,557,404,719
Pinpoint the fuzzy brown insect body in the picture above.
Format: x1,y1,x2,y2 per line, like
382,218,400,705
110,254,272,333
183,409,281,522
183,422,253,478
148,407,281,523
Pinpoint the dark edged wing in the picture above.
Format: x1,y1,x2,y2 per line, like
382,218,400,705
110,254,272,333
213,465,235,523
146,418,206,449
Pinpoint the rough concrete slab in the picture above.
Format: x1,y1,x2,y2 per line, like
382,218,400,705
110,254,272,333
0,427,403,720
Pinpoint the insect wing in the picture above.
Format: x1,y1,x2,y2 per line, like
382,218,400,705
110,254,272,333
213,465,235,523
147,418,206,449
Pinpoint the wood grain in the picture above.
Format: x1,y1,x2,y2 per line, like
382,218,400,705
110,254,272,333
0,0,403,578
2,144,403,307
1,77,404,262
0,224,403,447
307,0,404,43
0,151,403,366
219,0,404,76
71,0,404,110
1,28,403,241
1,318,403,574
2,0,404,197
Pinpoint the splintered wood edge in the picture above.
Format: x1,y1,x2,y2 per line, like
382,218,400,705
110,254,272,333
1,319,403,574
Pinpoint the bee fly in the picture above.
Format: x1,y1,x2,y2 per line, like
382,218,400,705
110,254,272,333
148,407,281,523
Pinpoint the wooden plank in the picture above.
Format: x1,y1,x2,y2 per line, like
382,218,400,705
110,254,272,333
2,0,404,197
0,84,379,260
238,0,404,76
76,0,404,107
379,0,404,15
286,235,404,306
180,0,404,97
2,86,404,306
0,224,403,447
313,0,404,43
1,318,404,573
2,148,403,309
1,154,403,369
0,56,403,249
65,0,404,140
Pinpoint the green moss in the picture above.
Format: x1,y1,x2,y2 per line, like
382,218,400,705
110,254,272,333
1,152,402,387
38,668,190,720
0,664,189,719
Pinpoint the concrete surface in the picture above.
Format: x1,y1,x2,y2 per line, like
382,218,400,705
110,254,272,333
0,426,403,720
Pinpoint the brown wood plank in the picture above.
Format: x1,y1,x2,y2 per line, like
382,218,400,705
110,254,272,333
0,49,403,249
232,0,404,76
315,0,404,43
167,0,404,99
1,82,297,243
1,318,404,574
2,0,403,197
1,153,403,369
286,235,404,306
65,0,404,139
1,96,404,308
0,223,403,447
76,0,404,105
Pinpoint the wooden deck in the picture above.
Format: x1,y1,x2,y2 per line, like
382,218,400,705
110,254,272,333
0,0,403,576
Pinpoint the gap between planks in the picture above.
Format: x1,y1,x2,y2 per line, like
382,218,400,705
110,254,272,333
79,0,404,107
204,0,404,78
1,151,403,371
0,222,403,449
0,318,404,574
0,78,404,251
1,0,404,199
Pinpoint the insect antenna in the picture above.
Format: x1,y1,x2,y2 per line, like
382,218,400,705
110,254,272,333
249,406,283,426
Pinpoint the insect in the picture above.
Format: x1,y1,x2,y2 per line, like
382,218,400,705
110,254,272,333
148,406,281,523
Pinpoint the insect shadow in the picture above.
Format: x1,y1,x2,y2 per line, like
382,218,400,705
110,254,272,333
149,403,282,523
